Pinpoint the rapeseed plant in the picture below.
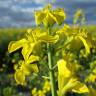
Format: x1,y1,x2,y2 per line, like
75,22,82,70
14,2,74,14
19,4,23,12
8,4,96,96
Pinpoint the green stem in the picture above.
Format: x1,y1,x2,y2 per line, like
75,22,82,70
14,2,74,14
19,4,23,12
47,28,57,96
56,36,73,52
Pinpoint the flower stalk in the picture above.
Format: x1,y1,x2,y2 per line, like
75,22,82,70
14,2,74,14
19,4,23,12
47,28,57,96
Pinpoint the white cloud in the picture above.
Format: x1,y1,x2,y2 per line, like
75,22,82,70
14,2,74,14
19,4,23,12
13,0,34,4
11,5,43,13
0,0,96,27
0,16,11,22
0,0,12,8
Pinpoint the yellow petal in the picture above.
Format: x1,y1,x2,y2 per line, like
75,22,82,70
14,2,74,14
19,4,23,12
43,13,55,27
72,81,89,93
39,34,59,43
22,63,39,75
30,63,39,73
77,36,90,55
61,78,89,94
57,59,72,96
57,24,71,36
8,39,27,53
52,8,66,25
35,10,46,26
14,69,26,85
62,78,78,94
21,43,35,61
57,59,71,77
58,75,69,96
35,4,52,26
85,74,96,83
27,55,39,64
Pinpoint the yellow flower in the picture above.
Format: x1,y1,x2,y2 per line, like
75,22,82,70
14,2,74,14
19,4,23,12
57,24,71,36
85,74,96,83
57,24,90,55
72,81,89,94
38,90,45,96
8,27,59,85
8,38,34,61
43,80,51,92
14,69,26,85
35,4,66,27
14,54,39,85
57,59,89,96
27,28,59,44
21,62,39,75
8,28,59,62
31,88,37,96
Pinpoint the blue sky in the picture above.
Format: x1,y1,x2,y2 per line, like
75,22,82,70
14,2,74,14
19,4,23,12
0,0,96,28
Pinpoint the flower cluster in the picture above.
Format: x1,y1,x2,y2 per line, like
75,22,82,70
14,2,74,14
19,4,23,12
31,80,51,96
8,4,96,96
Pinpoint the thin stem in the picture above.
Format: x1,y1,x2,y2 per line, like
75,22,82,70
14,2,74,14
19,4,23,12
47,28,57,96
42,76,50,79
52,64,57,70
56,36,73,52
